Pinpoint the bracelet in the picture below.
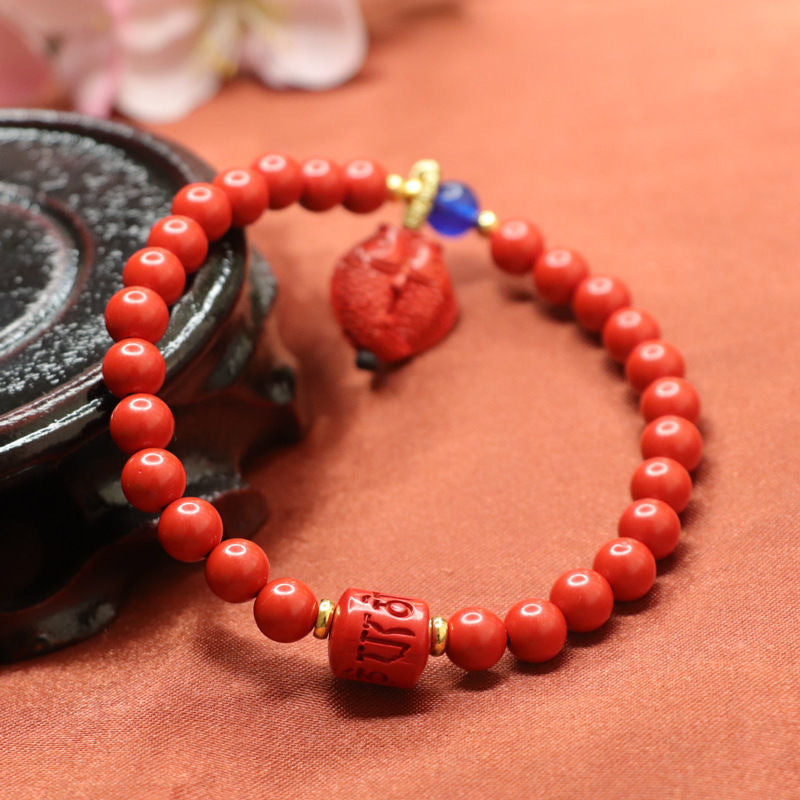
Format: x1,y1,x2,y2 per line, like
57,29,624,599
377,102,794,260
100,154,702,689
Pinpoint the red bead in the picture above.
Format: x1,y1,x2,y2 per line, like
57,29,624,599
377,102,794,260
490,218,544,275
618,498,681,559
205,538,270,603
299,157,345,211
533,247,589,305
104,286,169,343
253,578,318,643
641,415,703,471
251,152,303,209
504,599,567,663
602,307,661,363
147,215,208,274
158,497,223,562
593,538,657,602
446,607,507,672
342,158,388,213
109,393,174,454
549,569,614,633
328,589,430,688
640,377,701,424
102,338,166,398
572,275,631,332
625,340,685,393
631,457,692,512
171,182,232,241
122,247,186,305
121,448,186,513
212,168,268,226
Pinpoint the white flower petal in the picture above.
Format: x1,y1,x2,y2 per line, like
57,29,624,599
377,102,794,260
56,32,119,117
0,14,53,105
199,3,245,78
117,0,204,54
116,38,220,122
243,0,366,90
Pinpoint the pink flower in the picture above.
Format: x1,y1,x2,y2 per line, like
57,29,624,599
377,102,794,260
0,18,52,107
0,0,122,116
0,0,367,122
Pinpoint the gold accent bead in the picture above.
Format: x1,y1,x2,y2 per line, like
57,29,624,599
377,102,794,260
476,209,499,236
313,599,336,639
403,178,423,200
386,173,405,201
429,615,448,656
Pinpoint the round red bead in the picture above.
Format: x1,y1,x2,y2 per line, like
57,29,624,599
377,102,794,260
640,377,701,424
446,607,507,671
533,247,589,305
251,152,303,209
490,218,544,275
550,569,614,632
618,498,681,559
299,157,345,211
572,275,631,332
504,599,567,663
104,286,169,343
631,457,692,512
625,340,685,393
147,215,208,274
253,578,318,643
205,538,269,603
212,168,268,226
122,247,186,305
641,415,703,471
602,307,661,363
171,182,232,241
102,338,166,398
158,497,223,562
593,538,657,602
342,158,388,214
109,393,174,454
121,448,186,513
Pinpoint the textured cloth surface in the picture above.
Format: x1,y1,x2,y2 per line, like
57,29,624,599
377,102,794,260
3,1,800,798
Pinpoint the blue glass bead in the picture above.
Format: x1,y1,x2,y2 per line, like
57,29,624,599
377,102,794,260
428,181,480,236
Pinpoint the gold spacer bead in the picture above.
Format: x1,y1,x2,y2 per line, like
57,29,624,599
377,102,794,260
429,615,448,656
386,173,405,201
476,209,499,237
403,177,423,200
313,599,336,639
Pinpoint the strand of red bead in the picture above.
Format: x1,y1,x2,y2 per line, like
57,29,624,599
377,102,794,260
102,154,702,687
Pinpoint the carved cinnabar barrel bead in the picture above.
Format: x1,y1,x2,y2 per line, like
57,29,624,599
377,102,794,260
328,588,430,688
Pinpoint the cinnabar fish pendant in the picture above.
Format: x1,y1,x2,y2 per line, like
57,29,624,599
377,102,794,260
330,223,458,366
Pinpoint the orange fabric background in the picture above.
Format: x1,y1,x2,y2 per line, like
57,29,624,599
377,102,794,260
3,1,800,797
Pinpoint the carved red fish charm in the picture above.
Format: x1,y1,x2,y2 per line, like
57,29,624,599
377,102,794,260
330,223,458,365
